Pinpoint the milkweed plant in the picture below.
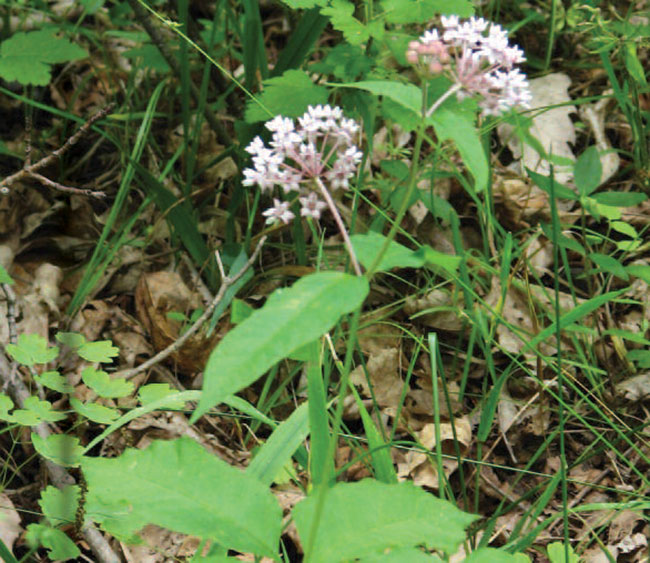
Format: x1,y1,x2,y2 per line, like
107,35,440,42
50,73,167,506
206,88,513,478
243,16,531,273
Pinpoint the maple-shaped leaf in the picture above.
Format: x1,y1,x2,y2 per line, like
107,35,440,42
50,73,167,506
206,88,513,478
82,367,133,398
321,0,385,45
77,340,119,363
245,69,329,123
0,29,87,86
6,333,59,366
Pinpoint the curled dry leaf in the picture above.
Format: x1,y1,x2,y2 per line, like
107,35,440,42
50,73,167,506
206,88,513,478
349,347,404,409
17,263,63,339
135,271,221,374
405,289,464,332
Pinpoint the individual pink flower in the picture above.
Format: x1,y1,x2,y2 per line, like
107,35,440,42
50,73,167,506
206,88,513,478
243,105,363,223
407,16,531,116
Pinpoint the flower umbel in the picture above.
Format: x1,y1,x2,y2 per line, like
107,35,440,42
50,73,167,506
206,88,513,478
406,16,531,116
243,105,362,224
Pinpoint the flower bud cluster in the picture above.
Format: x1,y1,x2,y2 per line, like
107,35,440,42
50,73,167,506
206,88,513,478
407,16,532,116
243,105,363,224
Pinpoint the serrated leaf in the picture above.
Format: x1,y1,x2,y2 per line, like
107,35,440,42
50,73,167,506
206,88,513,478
351,232,424,272
35,371,75,394
82,437,283,557
381,0,473,24
55,332,86,349
5,333,59,366
14,397,66,424
0,263,13,284
293,480,477,561
32,433,84,467
70,397,119,424
547,541,579,563
321,0,385,45
26,523,81,561
138,383,186,410
245,69,329,122
0,30,87,86
82,367,133,398
193,272,369,421
39,485,79,527
77,340,119,363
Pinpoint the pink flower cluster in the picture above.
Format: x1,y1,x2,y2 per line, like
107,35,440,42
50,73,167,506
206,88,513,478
406,16,532,116
243,105,363,224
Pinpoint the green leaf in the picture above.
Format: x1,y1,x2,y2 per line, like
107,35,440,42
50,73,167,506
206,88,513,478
627,264,650,283
5,333,59,366
591,191,646,207
381,0,473,23
82,437,283,557
574,146,602,196
14,397,66,424
139,383,187,410
547,541,579,563
464,548,529,562
293,480,477,561
351,232,424,272
280,0,324,7
230,298,255,324
77,340,119,363
339,80,422,116
34,371,75,394
32,433,84,467
624,43,647,86
0,394,14,421
26,523,81,561
321,0,385,44
245,69,329,122
82,367,133,398
588,252,628,280
39,485,79,527
430,107,488,192
360,547,442,561
412,245,463,276
55,332,86,349
246,402,309,486
70,397,120,424
193,272,368,421
0,263,13,284
0,30,87,86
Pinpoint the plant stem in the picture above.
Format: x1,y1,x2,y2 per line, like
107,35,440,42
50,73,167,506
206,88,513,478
315,176,363,276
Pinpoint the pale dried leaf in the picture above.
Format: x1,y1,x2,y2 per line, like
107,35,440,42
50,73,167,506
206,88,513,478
0,493,22,553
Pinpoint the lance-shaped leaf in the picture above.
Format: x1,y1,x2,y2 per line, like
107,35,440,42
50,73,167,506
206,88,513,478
192,272,368,421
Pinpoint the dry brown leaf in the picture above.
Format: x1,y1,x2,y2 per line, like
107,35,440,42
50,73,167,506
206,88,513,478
349,347,404,409
405,289,464,332
615,372,650,402
0,492,22,554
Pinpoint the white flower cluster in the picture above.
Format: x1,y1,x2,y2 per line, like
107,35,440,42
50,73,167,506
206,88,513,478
406,16,532,116
243,105,363,224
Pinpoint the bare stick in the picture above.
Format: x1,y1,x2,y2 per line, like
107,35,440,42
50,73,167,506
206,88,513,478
1,283,17,348
29,172,107,199
0,104,114,197
115,237,266,381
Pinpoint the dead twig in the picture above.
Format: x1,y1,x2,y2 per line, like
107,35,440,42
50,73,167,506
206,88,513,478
0,104,114,198
116,236,266,381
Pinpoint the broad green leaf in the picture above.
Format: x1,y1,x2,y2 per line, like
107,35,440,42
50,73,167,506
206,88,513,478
70,397,119,424
627,264,650,283
293,480,477,561
55,332,86,349
39,485,79,527
247,402,309,486
82,367,133,398
77,340,119,363
0,30,87,86
0,394,14,421
35,371,74,394
14,397,66,424
339,80,422,116
0,263,13,284
430,107,488,192
139,383,187,410
588,252,628,280
610,220,638,239
82,437,283,557
547,541,579,563
361,547,442,561
574,146,602,196
32,433,84,467
6,333,59,366
245,69,329,122
351,232,424,272
230,298,255,324
279,0,323,8
592,191,646,207
526,168,578,200
193,272,368,421
465,548,529,562
26,523,81,561
381,0,473,23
